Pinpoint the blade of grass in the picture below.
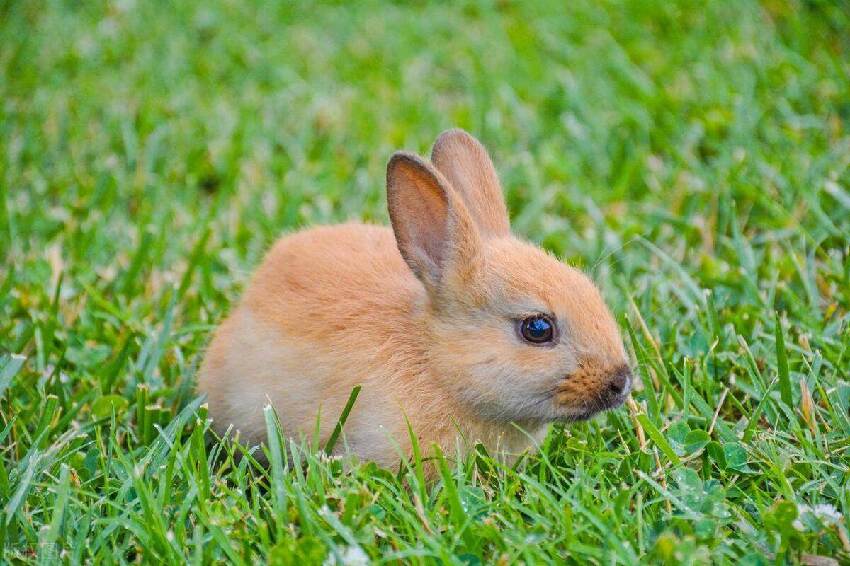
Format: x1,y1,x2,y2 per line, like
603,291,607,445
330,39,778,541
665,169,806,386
323,384,361,455
774,311,793,409
636,414,681,466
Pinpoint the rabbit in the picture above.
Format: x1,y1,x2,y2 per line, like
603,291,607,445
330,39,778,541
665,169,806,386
198,129,632,469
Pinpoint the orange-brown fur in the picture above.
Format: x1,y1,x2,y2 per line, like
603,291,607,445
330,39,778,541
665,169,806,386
198,129,631,468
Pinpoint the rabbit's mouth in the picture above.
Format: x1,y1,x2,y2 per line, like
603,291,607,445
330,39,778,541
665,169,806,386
553,364,633,421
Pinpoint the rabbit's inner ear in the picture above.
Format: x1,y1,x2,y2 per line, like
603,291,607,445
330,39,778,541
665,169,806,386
431,129,510,238
386,151,481,289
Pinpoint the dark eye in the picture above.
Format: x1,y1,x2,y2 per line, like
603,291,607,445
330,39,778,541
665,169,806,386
519,315,555,344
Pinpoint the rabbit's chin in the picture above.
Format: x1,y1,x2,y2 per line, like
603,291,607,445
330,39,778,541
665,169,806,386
557,408,606,423
554,392,630,423
459,386,628,426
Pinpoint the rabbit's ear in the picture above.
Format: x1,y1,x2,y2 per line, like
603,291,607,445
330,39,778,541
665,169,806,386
431,129,510,237
387,151,481,290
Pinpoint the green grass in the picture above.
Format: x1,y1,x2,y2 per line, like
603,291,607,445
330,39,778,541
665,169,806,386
2,0,850,563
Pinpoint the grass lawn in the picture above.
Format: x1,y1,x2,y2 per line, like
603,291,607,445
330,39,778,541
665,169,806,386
2,0,850,563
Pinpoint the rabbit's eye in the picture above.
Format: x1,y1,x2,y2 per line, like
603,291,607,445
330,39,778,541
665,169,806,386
519,315,555,344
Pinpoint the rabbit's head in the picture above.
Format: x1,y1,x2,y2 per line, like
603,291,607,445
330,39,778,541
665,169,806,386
387,129,631,425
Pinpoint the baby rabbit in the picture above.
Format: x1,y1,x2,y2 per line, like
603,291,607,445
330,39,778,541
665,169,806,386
198,129,631,468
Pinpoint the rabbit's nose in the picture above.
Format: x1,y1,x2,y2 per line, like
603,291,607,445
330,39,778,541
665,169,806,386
607,365,632,397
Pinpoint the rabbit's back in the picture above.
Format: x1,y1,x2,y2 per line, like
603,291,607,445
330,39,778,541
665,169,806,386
198,223,427,459
247,222,421,332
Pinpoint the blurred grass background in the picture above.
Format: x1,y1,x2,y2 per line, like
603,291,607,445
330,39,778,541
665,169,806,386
2,0,850,563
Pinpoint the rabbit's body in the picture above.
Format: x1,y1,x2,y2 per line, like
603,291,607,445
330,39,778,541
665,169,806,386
201,223,546,466
200,130,631,466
